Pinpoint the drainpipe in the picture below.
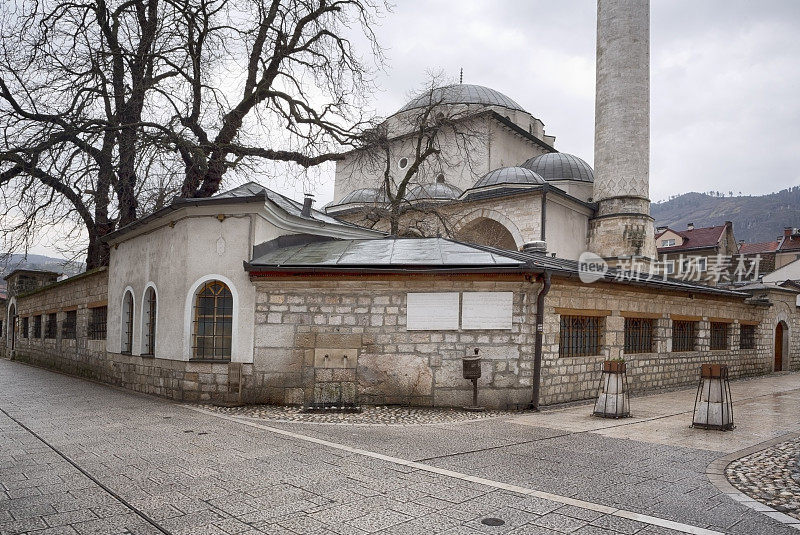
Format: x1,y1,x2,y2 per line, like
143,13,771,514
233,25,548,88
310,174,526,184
529,270,551,411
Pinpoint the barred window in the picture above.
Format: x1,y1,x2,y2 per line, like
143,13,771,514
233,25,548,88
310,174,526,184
193,280,233,360
33,315,42,338
121,291,134,354
672,320,696,352
710,322,729,350
21,317,29,338
740,324,756,350
44,313,57,339
624,317,654,354
559,315,602,357
143,287,156,356
62,310,77,340
88,306,107,340
0,320,3,338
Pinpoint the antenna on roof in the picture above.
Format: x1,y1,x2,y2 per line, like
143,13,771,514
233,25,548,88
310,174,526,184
459,68,463,84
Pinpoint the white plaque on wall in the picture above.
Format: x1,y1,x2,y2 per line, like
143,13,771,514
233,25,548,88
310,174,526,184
406,292,460,330
461,292,513,330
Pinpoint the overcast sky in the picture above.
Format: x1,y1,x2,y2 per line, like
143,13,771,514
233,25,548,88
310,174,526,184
296,0,800,206
26,0,800,258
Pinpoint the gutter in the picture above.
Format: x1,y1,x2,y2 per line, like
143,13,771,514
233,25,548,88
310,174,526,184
529,270,551,410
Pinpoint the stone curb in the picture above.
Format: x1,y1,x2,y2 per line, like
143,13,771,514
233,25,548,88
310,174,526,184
706,429,800,531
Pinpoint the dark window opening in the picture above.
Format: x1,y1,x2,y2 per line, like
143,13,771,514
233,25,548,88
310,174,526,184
710,322,729,350
740,324,756,350
88,306,107,340
143,288,156,356
121,292,133,354
62,310,77,340
624,317,654,354
192,280,233,360
672,320,696,352
559,315,602,357
21,317,29,338
33,315,42,338
44,313,57,339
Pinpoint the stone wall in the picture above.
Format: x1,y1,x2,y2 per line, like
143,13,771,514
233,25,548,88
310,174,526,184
539,278,791,405
249,275,538,409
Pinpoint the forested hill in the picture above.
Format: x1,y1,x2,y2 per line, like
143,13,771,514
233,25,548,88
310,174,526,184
651,187,800,243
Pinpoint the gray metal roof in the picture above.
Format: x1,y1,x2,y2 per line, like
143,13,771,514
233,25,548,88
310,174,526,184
333,187,388,206
247,237,526,270
397,84,526,114
521,153,594,183
407,182,463,201
472,167,546,189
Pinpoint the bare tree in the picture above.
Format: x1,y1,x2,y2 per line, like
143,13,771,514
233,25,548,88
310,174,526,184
337,76,484,235
0,0,387,268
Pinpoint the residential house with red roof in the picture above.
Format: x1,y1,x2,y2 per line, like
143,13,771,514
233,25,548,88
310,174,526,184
655,221,738,285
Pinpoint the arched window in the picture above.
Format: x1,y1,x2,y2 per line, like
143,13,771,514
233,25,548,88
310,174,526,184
193,280,233,360
121,290,134,354
142,287,157,356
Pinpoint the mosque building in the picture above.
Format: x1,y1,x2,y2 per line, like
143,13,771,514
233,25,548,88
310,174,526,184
3,0,798,409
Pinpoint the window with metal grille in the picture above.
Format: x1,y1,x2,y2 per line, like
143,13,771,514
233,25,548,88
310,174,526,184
559,315,602,357
143,287,156,356
88,306,107,340
121,291,134,353
62,310,77,340
740,324,756,350
21,317,28,338
44,313,57,339
672,320,696,352
624,317,654,354
192,280,233,360
710,322,729,350
33,315,42,338
0,320,3,338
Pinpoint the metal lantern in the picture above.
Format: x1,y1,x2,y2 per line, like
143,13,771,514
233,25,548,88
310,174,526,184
593,360,630,418
462,348,484,412
692,364,734,431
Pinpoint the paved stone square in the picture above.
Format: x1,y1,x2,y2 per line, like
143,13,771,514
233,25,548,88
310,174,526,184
0,360,798,534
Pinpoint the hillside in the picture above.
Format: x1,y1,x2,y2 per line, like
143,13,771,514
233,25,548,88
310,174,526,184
0,254,84,295
651,187,800,244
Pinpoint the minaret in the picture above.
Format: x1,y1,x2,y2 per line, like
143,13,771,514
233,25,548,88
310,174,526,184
588,0,656,260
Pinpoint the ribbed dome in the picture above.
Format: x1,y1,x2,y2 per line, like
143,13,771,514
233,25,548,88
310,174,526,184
472,167,546,189
521,153,594,183
397,84,525,114
407,182,463,201
334,188,387,205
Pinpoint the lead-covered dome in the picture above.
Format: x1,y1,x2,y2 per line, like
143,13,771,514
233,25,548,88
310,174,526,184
521,153,594,183
334,187,387,205
407,182,463,201
472,166,546,189
397,84,525,114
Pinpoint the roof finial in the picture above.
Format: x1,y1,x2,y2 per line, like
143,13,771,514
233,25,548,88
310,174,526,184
459,67,463,84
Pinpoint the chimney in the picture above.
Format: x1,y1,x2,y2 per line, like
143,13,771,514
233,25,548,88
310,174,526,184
656,226,667,233
522,241,547,254
687,222,694,231
301,194,314,217
785,227,794,237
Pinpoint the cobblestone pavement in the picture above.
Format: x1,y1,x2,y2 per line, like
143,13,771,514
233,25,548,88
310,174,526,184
727,438,800,519
199,404,518,425
0,360,797,535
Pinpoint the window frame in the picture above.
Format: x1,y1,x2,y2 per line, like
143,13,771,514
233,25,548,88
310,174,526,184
559,315,603,358
142,287,157,356
44,313,57,339
192,280,233,361
740,324,756,350
88,306,107,340
661,238,676,247
62,310,77,340
624,317,654,354
121,290,134,354
710,321,729,350
21,316,29,338
672,320,696,352
33,315,42,338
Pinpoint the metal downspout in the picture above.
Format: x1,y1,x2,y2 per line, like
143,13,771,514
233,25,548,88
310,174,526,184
529,270,551,410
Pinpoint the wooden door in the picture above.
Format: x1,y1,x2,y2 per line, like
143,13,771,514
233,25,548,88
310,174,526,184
775,323,784,371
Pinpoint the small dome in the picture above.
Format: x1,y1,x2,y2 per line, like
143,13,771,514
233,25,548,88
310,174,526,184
397,84,525,114
334,188,387,205
521,153,594,183
407,182,463,201
472,167,546,189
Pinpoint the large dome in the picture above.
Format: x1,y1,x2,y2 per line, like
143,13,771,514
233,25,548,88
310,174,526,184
472,167,546,189
397,84,525,114
521,153,594,183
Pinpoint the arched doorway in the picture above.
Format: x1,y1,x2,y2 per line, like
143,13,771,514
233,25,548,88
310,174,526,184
775,321,788,372
455,217,518,250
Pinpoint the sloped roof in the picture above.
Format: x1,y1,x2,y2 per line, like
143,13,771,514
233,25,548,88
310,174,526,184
656,225,727,252
779,234,800,252
247,237,526,272
739,241,780,255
